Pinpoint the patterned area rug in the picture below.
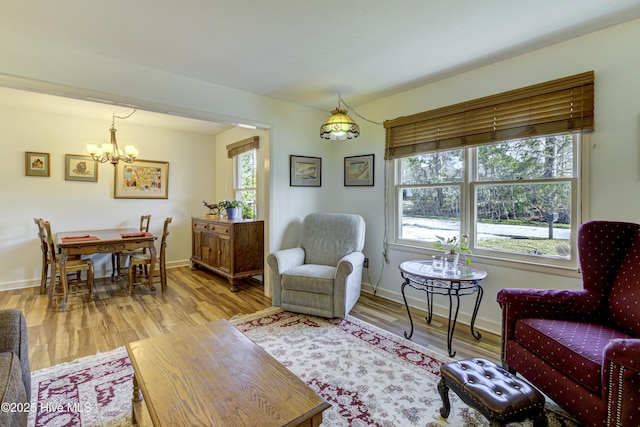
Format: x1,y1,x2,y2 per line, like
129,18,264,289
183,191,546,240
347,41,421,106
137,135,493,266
28,347,133,426
29,307,579,426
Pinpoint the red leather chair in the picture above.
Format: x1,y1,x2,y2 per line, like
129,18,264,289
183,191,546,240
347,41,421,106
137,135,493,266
497,220,640,427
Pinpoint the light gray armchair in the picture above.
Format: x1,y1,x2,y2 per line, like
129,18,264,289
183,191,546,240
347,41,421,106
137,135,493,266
268,212,366,318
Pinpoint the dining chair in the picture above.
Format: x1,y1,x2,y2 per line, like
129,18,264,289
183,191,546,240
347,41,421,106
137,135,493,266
112,214,151,281
40,219,95,311
128,217,172,294
34,218,50,294
34,217,84,295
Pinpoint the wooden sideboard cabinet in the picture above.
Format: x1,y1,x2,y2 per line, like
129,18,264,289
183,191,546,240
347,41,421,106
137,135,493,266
191,216,264,292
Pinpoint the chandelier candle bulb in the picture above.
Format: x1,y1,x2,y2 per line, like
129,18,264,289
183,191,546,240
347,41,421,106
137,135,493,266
87,109,138,165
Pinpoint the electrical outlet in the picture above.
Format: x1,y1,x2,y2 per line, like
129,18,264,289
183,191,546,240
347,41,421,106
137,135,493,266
363,257,369,269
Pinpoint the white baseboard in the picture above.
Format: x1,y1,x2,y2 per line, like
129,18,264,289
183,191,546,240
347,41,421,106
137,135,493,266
0,259,192,293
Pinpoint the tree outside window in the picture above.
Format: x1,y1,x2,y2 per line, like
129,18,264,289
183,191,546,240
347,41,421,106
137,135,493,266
234,149,257,219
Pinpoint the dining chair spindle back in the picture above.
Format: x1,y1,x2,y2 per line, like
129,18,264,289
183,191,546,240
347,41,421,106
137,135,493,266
112,214,151,281
128,217,172,294
40,219,95,311
33,218,50,295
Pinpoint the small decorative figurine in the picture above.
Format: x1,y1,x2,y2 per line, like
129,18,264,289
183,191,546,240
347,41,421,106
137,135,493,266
203,200,219,215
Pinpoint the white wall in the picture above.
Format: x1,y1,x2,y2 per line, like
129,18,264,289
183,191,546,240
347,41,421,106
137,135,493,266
0,102,216,289
331,18,640,334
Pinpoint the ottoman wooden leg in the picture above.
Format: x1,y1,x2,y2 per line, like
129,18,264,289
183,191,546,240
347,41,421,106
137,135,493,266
437,377,451,418
532,410,548,427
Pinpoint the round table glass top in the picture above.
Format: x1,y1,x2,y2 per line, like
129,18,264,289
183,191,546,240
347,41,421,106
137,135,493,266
400,260,487,282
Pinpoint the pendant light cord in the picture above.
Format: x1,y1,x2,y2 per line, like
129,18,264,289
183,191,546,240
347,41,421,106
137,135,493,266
112,109,137,127
338,94,383,126
335,94,388,295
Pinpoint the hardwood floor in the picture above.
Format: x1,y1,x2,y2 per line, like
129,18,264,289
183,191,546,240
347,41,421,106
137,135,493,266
0,266,501,371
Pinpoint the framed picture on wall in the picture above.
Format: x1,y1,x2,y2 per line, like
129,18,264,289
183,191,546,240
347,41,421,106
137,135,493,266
25,151,50,177
114,159,169,199
290,155,321,187
344,154,374,186
65,154,98,182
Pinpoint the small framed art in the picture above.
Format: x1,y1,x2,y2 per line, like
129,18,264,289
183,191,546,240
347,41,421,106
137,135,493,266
114,159,169,199
290,155,321,187
25,151,50,177
344,154,374,186
65,154,98,182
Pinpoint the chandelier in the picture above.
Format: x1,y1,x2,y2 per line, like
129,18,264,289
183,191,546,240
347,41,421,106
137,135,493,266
87,109,139,165
320,94,360,140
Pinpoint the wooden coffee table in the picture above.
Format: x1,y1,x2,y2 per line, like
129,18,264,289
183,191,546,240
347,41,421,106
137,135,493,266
125,319,330,426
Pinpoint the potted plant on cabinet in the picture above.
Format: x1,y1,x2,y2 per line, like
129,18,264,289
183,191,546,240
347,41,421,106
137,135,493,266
218,200,243,220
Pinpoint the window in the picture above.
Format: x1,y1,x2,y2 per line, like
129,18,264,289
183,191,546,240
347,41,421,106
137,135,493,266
234,149,257,219
396,133,581,267
227,136,259,219
384,72,594,269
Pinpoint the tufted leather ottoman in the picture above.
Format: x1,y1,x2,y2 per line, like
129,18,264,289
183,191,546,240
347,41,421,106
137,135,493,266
438,358,547,427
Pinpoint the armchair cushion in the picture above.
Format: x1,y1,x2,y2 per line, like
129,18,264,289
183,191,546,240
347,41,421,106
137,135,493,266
301,213,365,266
515,319,631,393
282,265,336,294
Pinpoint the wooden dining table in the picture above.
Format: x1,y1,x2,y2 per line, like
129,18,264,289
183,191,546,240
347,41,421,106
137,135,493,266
53,228,157,311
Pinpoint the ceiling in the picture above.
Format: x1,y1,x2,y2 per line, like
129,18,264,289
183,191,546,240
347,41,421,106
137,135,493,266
2,0,640,133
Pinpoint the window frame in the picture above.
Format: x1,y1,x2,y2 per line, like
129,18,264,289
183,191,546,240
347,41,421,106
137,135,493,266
390,133,588,274
233,148,258,219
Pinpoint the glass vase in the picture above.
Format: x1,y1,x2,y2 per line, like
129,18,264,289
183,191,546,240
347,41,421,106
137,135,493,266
444,252,459,276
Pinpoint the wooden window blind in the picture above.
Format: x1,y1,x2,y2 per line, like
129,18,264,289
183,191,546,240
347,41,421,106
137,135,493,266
383,71,594,160
226,136,259,158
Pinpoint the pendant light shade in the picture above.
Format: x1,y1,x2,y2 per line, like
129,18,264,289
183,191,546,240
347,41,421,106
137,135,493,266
320,108,360,140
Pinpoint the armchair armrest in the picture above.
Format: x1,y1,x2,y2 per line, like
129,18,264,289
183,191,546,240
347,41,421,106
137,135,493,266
0,309,28,359
497,288,581,305
267,248,305,275
333,251,365,318
267,248,305,306
497,288,603,341
602,339,640,427
0,309,30,398
335,251,364,279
